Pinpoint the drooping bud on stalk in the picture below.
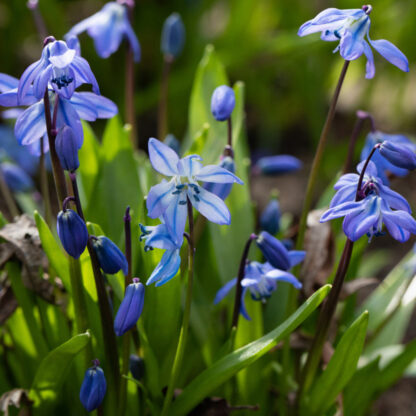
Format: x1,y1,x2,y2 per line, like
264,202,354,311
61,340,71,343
57,206,88,259
203,156,235,200
255,231,291,271
114,278,145,336
161,13,185,59
252,155,302,176
211,85,235,121
79,359,107,412
379,141,416,170
260,194,281,235
91,236,128,275
129,354,144,380
55,126,80,172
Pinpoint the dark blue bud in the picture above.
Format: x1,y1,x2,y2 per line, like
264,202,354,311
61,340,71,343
161,13,185,58
129,354,145,381
92,236,128,275
379,141,416,171
79,360,107,412
256,231,291,271
260,198,280,235
114,278,145,336
203,156,235,200
1,162,33,192
253,155,302,175
164,134,181,155
211,86,235,121
55,126,80,172
57,209,88,259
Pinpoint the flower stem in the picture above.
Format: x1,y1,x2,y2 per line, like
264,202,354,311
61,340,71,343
227,117,232,149
0,170,19,220
158,56,173,141
231,234,257,329
295,60,350,253
161,197,195,416
39,136,52,226
125,37,136,147
27,0,48,41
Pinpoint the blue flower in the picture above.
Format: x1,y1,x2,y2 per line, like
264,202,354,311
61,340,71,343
114,278,145,336
203,156,236,201
214,261,303,320
260,197,281,235
80,360,107,412
252,155,302,175
18,38,99,102
321,161,416,242
146,138,243,245
361,131,416,184
55,126,79,172
161,13,185,59
91,236,128,275
298,6,409,79
211,86,235,122
1,162,34,192
139,222,182,286
57,208,89,259
66,2,141,62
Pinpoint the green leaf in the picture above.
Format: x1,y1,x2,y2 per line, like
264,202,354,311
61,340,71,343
301,311,369,416
34,211,71,292
29,331,91,409
169,285,331,416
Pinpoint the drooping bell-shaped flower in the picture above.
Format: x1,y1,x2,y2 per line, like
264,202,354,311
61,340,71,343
57,208,89,259
260,196,281,235
1,162,34,192
114,278,145,336
55,126,80,172
298,6,409,79
79,359,107,412
252,155,302,175
203,156,236,200
161,13,185,59
66,2,141,62
211,86,235,121
91,236,128,275
255,231,291,270
379,141,416,171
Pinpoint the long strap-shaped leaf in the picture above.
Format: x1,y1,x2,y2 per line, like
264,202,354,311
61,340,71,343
169,284,331,416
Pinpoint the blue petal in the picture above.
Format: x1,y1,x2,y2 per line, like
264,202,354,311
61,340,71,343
369,38,409,73
146,180,176,219
49,41,77,67
378,182,411,212
162,192,187,246
177,155,203,179
330,185,356,208
56,98,83,148
339,30,365,61
123,16,141,62
333,173,359,190
147,249,181,286
264,269,302,289
188,186,231,225
0,73,19,92
72,56,100,94
148,138,179,176
33,65,53,99
18,58,46,102
14,101,46,146
240,287,251,320
363,40,375,79
195,164,243,184
143,223,178,250
214,278,237,304
320,199,365,222
288,251,305,268
70,92,117,120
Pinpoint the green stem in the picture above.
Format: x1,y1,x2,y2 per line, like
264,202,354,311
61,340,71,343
158,56,172,141
0,169,19,220
39,136,52,226
161,198,195,416
295,60,350,253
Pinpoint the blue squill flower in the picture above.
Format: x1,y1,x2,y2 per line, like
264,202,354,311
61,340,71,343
55,126,79,172
321,161,416,242
80,359,107,412
66,2,141,62
203,156,236,201
252,155,302,176
379,141,416,171
211,86,235,122
146,138,243,245
1,162,34,192
139,222,182,286
361,131,416,184
298,6,409,79
57,208,89,259
18,38,99,102
260,196,281,235
161,13,185,59
114,278,145,336
214,260,303,320
91,236,128,275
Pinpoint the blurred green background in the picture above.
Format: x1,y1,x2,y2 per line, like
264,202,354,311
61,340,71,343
1,0,415,173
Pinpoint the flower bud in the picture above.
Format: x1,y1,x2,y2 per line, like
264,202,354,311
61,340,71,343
161,13,185,59
79,360,107,412
57,209,88,259
1,162,33,192
253,155,302,175
379,141,416,171
260,197,280,235
256,231,290,271
55,126,80,172
203,156,235,200
211,86,235,121
129,355,145,380
114,278,145,336
91,236,128,275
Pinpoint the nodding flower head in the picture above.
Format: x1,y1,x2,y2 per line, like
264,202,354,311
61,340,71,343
18,38,99,103
161,13,186,59
298,6,409,79
379,140,416,171
79,359,107,412
55,126,80,172
91,236,128,275
211,86,235,121
260,196,281,235
252,155,302,176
